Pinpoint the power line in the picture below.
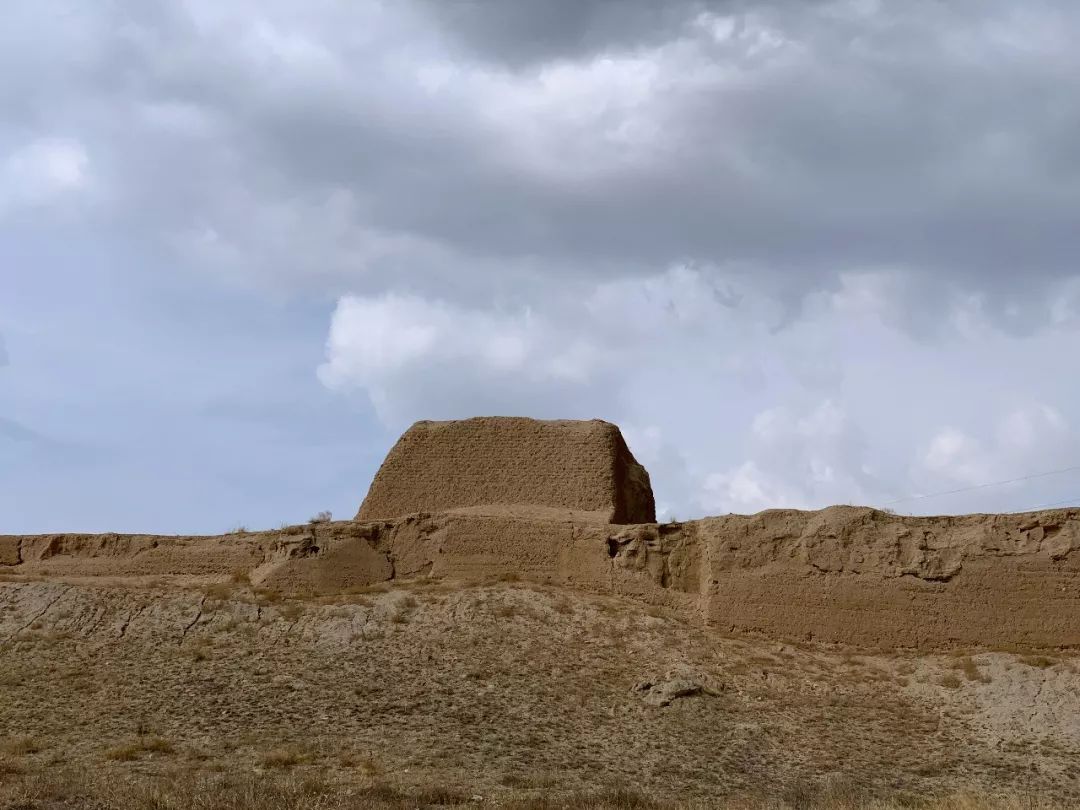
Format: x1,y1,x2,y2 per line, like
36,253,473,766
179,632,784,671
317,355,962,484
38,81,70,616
885,463,1080,506
1011,495,1080,512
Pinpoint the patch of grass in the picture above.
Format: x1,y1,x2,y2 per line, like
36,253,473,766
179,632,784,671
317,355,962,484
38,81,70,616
1020,654,1057,669
255,588,283,605
279,601,305,621
258,748,310,769
0,737,41,756
0,760,26,777
138,737,174,754
338,752,381,777
102,736,175,762
202,582,234,601
1,769,1077,809
102,744,140,762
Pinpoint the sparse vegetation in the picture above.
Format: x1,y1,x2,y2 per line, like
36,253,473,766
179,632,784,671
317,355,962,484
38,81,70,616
202,582,233,601
1019,655,1057,669
939,673,962,689
0,737,41,756
0,769,1077,810
3,580,1079,805
230,569,251,586
952,656,991,684
309,511,333,524
258,747,310,769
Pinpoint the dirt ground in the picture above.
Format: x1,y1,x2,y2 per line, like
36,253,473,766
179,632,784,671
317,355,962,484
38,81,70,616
1,575,1079,806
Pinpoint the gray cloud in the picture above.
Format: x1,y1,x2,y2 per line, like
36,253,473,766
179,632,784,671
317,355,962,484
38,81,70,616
4,0,1080,530
3,0,1076,318
409,0,713,66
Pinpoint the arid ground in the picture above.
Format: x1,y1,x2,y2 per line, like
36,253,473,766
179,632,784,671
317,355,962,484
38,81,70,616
4,420,1079,808
2,571,1079,809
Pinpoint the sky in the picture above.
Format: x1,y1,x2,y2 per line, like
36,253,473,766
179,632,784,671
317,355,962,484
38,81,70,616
2,0,1080,534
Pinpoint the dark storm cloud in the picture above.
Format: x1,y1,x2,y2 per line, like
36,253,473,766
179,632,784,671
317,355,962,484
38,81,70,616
5,0,1079,309
410,0,712,65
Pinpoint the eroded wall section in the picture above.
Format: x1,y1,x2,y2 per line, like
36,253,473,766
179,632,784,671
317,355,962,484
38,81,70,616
356,417,655,524
4,505,1080,649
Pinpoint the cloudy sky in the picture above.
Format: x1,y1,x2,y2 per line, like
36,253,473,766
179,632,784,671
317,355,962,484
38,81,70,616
3,0,1080,534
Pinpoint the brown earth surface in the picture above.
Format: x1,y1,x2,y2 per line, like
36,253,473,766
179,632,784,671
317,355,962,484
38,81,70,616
4,417,1080,806
4,504,1080,649
1,575,1079,806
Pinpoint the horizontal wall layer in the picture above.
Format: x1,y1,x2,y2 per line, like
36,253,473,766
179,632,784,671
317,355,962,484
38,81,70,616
4,505,1080,649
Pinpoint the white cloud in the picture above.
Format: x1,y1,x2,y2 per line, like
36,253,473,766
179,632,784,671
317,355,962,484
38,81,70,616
317,264,1080,518
1,138,88,213
908,406,1080,512
700,400,876,514
317,292,604,425
921,427,994,486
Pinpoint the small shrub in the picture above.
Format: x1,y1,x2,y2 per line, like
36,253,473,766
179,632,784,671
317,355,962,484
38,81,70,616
1020,655,1057,669
230,569,251,585
139,737,175,754
940,673,962,689
309,511,333,524
954,655,991,683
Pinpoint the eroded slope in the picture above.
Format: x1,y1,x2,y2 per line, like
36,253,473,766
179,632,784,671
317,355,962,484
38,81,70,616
1,578,1079,801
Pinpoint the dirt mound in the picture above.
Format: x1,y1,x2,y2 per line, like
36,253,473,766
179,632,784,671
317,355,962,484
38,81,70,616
356,417,655,524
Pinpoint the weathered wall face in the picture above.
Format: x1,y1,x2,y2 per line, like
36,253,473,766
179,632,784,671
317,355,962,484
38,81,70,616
6,414,1080,650
356,417,656,525
7,505,1080,649
689,507,1080,648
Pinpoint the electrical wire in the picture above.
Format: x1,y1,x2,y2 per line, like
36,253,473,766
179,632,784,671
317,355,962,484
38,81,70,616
1010,496,1080,512
884,464,1080,506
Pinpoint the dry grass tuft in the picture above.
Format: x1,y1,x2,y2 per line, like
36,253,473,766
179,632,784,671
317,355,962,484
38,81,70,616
1019,655,1057,669
0,737,41,756
952,656,991,684
230,569,251,586
258,747,311,769
2,769,1075,809
101,736,175,762
202,582,234,601
939,673,962,689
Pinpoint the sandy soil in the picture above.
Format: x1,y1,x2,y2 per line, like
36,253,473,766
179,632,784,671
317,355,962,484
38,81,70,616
2,575,1079,804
